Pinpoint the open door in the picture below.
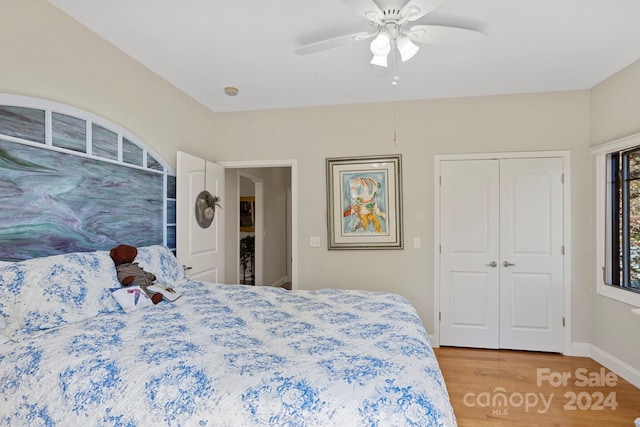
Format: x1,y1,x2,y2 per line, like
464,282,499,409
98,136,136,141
177,151,225,282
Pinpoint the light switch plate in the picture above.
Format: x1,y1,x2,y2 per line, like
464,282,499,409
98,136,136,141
310,236,321,248
413,237,421,249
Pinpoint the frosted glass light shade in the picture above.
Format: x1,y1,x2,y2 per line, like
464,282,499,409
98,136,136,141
370,54,388,67
397,35,419,62
369,31,391,56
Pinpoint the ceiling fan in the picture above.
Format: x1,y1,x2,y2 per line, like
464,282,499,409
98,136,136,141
294,0,483,68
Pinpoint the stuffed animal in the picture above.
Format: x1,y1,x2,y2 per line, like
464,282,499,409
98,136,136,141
109,244,162,305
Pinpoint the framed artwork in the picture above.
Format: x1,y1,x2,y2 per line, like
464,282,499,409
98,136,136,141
240,196,255,232
326,154,403,250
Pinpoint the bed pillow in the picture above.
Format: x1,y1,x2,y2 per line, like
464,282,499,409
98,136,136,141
0,251,122,341
135,245,187,284
110,285,155,313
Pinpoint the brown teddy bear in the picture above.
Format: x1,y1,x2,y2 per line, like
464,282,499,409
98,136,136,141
109,244,162,305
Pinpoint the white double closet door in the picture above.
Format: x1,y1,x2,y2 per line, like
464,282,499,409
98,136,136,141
439,157,564,352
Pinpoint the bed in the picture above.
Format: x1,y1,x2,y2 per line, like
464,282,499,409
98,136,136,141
0,245,456,426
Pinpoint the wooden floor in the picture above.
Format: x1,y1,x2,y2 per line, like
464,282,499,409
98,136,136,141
434,347,640,427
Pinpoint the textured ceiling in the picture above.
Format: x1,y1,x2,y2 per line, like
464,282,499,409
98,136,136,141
49,0,640,113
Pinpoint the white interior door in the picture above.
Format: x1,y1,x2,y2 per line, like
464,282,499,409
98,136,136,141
439,156,565,352
177,151,225,282
499,158,564,352
439,160,500,348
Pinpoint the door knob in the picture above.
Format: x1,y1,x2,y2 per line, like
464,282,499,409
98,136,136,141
502,261,516,267
486,261,497,267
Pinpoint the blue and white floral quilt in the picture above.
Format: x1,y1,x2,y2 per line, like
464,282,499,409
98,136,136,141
0,246,456,426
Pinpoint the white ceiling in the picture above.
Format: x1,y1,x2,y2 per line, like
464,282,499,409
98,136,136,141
49,0,640,113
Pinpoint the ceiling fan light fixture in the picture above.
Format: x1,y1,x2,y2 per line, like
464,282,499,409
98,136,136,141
369,31,391,56
370,54,388,67
397,35,419,62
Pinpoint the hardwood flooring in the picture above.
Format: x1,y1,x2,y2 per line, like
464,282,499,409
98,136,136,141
434,347,640,427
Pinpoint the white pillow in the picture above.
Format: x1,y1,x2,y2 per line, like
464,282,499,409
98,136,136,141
0,251,121,341
135,245,187,284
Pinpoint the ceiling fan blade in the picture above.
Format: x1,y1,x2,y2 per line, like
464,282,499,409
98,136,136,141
400,0,447,22
294,31,375,55
341,0,384,23
406,25,484,45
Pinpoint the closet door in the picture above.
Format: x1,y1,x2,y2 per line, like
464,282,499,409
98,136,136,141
438,157,565,352
439,160,500,348
499,158,564,352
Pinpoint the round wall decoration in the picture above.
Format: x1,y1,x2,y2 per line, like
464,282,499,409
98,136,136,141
195,191,221,228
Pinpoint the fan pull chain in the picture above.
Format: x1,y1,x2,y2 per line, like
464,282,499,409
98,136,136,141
203,160,207,191
393,100,397,145
392,75,399,145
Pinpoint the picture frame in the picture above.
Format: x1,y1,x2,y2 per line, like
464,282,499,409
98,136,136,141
240,196,255,232
326,154,403,250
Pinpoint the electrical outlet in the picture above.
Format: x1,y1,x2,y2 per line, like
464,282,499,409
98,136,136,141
310,236,321,248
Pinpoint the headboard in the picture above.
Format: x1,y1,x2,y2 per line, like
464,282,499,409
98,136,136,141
0,94,176,261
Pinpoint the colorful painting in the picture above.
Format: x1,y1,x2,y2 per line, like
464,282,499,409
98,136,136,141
326,155,403,249
0,139,164,261
341,172,389,235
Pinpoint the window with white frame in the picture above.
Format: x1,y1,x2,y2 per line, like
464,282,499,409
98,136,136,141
594,133,640,307
0,94,177,259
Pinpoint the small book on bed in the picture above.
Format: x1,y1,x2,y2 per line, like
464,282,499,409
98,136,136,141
147,283,182,302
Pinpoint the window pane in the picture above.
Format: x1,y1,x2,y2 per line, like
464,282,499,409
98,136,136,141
147,153,163,171
167,175,176,199
166,225,176,249
123,137,143,166
628,179,640,288
167,200,176,224
92,124,118,160
0,106,45,143
52,112,86,152
627,150,640,180
606,153,623,286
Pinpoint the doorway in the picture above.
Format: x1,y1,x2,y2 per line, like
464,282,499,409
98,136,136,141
238,174,262,286
220,159,296,289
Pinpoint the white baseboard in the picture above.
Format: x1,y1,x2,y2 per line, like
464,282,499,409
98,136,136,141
266,276,288,288
590,345,640,389
568,341,592,357
428,334,436,346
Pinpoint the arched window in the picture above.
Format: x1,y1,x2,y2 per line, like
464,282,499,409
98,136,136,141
0,94,176,261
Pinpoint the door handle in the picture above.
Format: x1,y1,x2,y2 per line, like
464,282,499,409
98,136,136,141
502,261,516,267
182,265,193,272
486,261,497,267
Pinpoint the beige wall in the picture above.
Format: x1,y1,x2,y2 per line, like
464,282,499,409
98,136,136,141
1,0,217,168
2,0,608,356
589,60,640,377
